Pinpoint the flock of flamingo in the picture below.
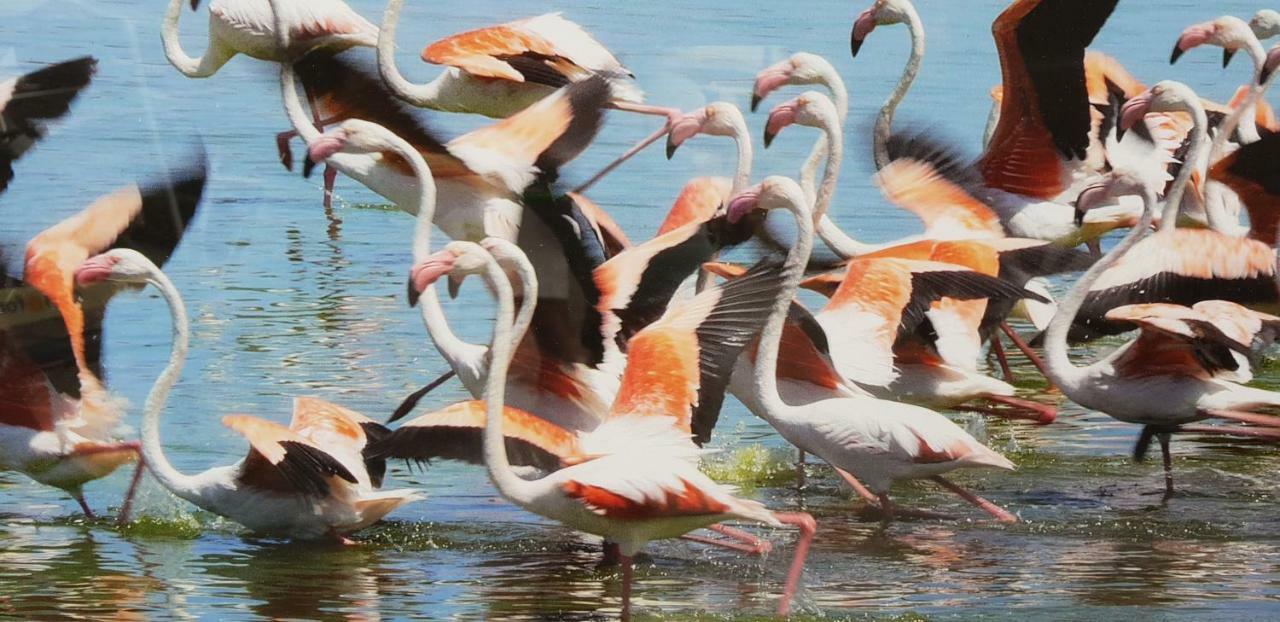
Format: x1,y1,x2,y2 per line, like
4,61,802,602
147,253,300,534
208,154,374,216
5,0,1280,617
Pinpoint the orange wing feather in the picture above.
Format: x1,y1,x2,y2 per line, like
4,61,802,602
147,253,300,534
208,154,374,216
562,477,730,520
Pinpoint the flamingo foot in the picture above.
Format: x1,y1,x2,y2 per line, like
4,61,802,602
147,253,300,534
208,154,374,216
931,475,1018,523
328,529,358,546
276,129,297,171
620,553,634,622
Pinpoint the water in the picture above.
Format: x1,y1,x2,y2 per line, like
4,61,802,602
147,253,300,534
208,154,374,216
2,0,1280,619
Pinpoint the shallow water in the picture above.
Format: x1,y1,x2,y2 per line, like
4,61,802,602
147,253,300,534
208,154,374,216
3,0,1280,619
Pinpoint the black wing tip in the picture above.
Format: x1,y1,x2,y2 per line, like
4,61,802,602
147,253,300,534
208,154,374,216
883,129,985,191
276,440,358,497
534,74,612,175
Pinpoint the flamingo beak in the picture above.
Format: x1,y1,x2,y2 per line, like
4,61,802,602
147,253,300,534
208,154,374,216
763,101,799,148
1223,47,1238,68
751,63,791,112
447,274,464,299
304,130,348,179
727,186,763,224
665,111,706,159
1117,90,1153,142
407,250,458,307
850,7,878,58
74,254,119,287
1171,24,1213,64
190,0,201,10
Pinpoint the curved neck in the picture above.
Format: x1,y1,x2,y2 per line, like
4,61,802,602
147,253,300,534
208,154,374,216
874,8,924,170
1211,67,1280,164
278,63,322,145
140,267,201,501
798,65,848,204
481,248,540,505
753,197,817,414
419,287,476,367
1044,187,1156,393
813,111,870,258
730,118,754,194
162,0,222,77
378,0,445,108
1160,100,1209,232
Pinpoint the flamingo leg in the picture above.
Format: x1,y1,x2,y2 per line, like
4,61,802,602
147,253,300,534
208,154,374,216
118,446,147,525
796,450,807,489
328,528,358,546
73,492,95,520
572,103,684,194
680,524,773,555
1179,423,1280,440
599,541,622,567
877,493,896,527
989,335,1015,382
275,116,343,171
834,467,880,505
1159,431,1175,500
300,80,339,212
1000,322,1054,386
837,469,949,521
65,440,146,522
620,553,634,622
930,475,1018,523
771,511,816,617
960,395,1057,425
1203,409,1280,427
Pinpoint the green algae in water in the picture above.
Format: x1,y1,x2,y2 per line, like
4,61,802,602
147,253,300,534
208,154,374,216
702,445,797,492
117,514,204,539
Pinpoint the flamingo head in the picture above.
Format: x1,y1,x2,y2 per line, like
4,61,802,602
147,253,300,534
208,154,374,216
407,242,489,307
1251,10,1280,41
851,0,912,58
74,249,156,288
763,91,837,148
1117,81,1198,141
665,102,746,159
303,119,390,178
751,53,834,112
1264,44,1280,83
727,175,807,224
1171,16,1254,67
1073,170,1150,228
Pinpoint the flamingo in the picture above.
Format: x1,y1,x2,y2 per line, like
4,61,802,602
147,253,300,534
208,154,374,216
1070,81,1280,339
722,176,1018,523
849,0,923,170
1251,10,1280,43
1045,168,1280,497
2,157,206,522
0,57,96,195
376,0,680,195
424,236,815,619
1171,15,1270,147
163,0,378,210
74,248,421,541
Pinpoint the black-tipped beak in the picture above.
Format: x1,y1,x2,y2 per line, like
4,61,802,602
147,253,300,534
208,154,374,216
1074,209,1087,228
1116,122,1128,142
851,34,865,58
407,276,420,308
190,0,200,10
1170,45,1185,65
750,93,762,113
447,274,463,299
763,131,777,149
302,155,317,179
665,141,679,160
1224,48,1238,68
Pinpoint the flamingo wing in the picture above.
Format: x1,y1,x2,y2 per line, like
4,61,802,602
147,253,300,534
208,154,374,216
559,452,770,522
1105,304,1251,378
289,396,391,487
368,400,580,473
225,414,358,497
657,177,732,236
1072,231,1277,341
0,57,95,195
608,255,787,444
18,155,206,398
982,0,1119,198
1211,131,1280,246
880,132,1003,238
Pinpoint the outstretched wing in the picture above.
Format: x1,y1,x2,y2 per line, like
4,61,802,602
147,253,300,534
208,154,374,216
0,57,96,195
225,414,358,497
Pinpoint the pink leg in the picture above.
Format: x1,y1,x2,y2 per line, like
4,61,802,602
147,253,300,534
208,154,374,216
771,511,816,617
1179,424,1280,440
931,475,1017,523
1001,322,1055,387
1203,409,1280,428
572,103,684,194
118,444,146,525
990,334,1015,382
680,524,772,555
960,395,1057,425
66,441,145,522
328,529,358,546
620,553,633,622
834,467,880,505
323,165,339,215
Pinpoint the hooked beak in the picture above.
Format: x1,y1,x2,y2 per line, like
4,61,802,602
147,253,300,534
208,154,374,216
726,186,763,224
1117,90,1153,142
763,101,799,148
1171,23,1213,64
751,63,791,113
74,254,118,287
1073,182,1111,227
850,7,877,58
1223,47,1238,68
304,130,347,178
665,111,706,159
407,250,458,307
